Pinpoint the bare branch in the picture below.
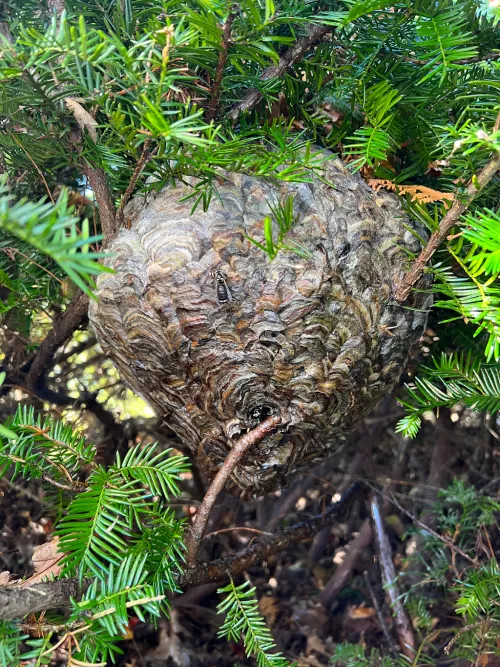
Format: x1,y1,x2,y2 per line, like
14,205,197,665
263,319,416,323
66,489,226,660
229,24,331,120
206,9,236,122
69,126,117,242
364,571,399,657
116,141,157,227
179,482,360,586
81,163,118,242
26,292,89,392
0,579,90,620
185,415,282,567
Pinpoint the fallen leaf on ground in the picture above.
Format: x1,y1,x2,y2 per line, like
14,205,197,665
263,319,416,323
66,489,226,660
259,595,279,627
21,537,63,586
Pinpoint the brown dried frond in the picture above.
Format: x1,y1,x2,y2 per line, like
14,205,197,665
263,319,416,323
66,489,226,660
367,179,454,204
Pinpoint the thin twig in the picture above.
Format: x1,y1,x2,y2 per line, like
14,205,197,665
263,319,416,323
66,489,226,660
364,571,399,657
116,140,157,227
370,494,416,658
395,148,500,302
185,415,282,567
0,247,62,284
405,52,500,66
444,620,499,654
206,8,236,122
229,23,331,120
11,134,55,203
203,526,273,540
385,490,478,566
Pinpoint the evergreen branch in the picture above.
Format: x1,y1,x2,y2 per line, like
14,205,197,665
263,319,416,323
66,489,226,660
396,352,500,438
217,579,292,666
74,554,163,635
0,484,360,620
0,452,83,491
229,23,331,120
115,443,190,500
0,405,95,484
395,147,500,302
11,133,55,203
0,180,109,299
184,415,282,567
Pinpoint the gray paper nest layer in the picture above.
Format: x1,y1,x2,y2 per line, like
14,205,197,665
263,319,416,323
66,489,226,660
89,158,429,496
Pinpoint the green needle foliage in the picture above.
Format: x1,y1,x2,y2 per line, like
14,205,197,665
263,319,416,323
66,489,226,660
0,407,189,664
0,177,109,298
246,194,311,260
396,353,500,438
398,481,500,662
217,579,294,667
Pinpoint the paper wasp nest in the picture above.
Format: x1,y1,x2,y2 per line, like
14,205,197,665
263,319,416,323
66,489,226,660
89,158,429,496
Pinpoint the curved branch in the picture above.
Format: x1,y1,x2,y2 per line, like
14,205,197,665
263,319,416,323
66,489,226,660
25,292,89,391
185,415,282,566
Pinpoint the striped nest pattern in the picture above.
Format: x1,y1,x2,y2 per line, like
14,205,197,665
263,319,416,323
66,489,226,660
89,158,429,497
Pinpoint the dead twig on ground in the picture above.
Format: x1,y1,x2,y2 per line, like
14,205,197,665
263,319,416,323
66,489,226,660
184,415,282,567
371,493,416,658
364,570,399,657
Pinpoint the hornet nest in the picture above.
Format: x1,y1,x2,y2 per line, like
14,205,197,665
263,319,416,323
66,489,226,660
89,157,430,496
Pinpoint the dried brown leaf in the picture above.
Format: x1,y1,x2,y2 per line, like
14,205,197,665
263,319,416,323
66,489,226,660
21,537,63,586
367,178,454,204
0,571,11,585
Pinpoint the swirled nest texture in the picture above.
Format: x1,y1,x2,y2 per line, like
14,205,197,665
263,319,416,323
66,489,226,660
89,158,429,496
